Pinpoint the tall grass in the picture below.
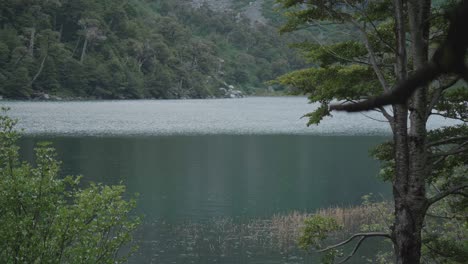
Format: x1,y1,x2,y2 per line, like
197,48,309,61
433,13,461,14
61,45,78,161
155,202,394,258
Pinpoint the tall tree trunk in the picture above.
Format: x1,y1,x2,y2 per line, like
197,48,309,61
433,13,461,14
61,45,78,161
391,0,431,263
29,27,36,57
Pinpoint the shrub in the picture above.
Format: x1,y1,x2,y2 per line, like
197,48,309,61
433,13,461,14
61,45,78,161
0,110,140,263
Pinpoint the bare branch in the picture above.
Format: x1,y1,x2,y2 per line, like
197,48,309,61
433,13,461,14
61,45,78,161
378,106,394,124
431,147,468,158
427,136,468,148
428,185,468,206
426,77,460,120
352,21,390,92
337,236,366,264
317,232,391,253
428,112,467,122
344,0,397,53
359,112,390,123
430,141,468,158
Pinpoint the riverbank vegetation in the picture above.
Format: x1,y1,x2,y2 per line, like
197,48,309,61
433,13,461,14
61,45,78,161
0,0,310,100
137,200,393,263
0,111,140,263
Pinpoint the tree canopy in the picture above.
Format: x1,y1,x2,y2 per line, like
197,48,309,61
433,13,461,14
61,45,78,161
0,0,308,99
274,0,467,263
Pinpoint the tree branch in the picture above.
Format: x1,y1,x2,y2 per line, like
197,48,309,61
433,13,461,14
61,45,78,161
427,136,468,148
344,0,397,54
306,21,374,67
336,236,366,264
430,141,468,158
428,111,467,122
378,106,394,124
317,232,391,253
352,21,390,92
330,0,468,112
428,185,468,206
426,77,460,120
330,63,440,112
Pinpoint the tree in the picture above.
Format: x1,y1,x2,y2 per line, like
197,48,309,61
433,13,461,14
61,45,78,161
274,0,467,263
0,110,141,263
78,18,107,63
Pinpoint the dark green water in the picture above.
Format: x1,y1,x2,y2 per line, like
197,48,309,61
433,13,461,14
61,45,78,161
20,135,390,263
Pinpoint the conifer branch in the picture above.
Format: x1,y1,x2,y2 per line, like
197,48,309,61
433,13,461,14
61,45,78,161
330,0,468,112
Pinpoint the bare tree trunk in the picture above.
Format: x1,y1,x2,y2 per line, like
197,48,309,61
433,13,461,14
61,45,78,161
80,37,88,63
29,27,36,57
391,0,431,263
58,24,63,42
30,53,48,85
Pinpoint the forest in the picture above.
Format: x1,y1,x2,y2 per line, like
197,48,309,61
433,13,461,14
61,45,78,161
0,0,311,99
0,0,466,264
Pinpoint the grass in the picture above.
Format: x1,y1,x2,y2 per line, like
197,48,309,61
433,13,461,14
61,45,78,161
147,202,394,260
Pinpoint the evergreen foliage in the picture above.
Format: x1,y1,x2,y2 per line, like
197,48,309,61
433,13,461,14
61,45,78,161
0,0,308,99
274,0,467,262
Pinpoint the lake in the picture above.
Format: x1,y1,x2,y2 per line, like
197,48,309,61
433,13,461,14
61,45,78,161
2,97,456,263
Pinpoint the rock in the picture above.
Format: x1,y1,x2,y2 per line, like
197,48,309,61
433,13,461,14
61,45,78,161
50,95,63,101
219,84,244,98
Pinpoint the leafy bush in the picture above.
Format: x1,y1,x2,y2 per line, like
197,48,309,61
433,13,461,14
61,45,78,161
0,110,140,263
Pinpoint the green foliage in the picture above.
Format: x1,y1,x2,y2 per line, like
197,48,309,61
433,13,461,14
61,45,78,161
434,85,468,121
274,0,397,125
299,215,342,264
0,0,309,99
423,197,468,264
0,110,140,263
423,166,468,264
277,0,468,263
369,141,395,182
273,64,380,124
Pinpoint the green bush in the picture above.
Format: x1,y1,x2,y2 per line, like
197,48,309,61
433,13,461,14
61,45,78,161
0,110,140,263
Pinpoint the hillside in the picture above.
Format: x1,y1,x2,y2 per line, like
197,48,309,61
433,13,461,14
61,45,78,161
0,0,308,100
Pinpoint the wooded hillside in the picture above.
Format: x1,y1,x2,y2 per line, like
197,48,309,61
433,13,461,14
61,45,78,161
0,0,308,99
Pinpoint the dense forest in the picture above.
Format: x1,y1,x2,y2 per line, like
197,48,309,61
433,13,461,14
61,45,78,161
0,0,311,99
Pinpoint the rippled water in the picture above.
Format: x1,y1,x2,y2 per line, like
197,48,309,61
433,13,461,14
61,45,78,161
2,97,458,136
20,135,390,264
5,97,458,263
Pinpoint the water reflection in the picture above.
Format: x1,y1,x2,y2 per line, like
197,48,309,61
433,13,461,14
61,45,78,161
20,135,390,263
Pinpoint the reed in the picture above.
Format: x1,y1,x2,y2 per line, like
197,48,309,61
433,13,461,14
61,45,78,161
169,202,393,255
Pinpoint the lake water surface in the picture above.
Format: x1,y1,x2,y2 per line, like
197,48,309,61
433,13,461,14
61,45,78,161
2,97,456,263
4,97,457,136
